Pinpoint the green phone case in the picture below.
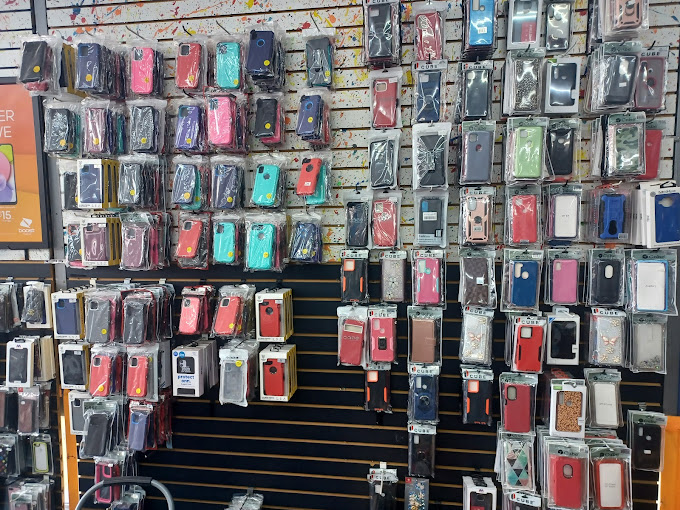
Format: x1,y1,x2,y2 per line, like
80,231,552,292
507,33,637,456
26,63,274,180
513,126,543,179
247,223,275,270
215,42,241,89
306,163,327,206
252,164,280,207
214,222,237,263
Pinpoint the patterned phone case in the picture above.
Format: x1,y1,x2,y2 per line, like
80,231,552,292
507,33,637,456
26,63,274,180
504,439,533,489
555,390,583,432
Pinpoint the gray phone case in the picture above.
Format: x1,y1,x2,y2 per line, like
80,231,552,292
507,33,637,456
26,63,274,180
462,131,493,182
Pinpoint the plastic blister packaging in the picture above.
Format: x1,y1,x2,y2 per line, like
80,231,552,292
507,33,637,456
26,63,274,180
504,117,550,184
337,305,368,367
628,409,667,471
120,213,155,270
545,183,582,242
405,477,429,510
0,282,19,333
118,155,165,210
460,308,494,365
588,308,627,366
21,282,50,328
127,345,159,402
18,35,62,95
588,248,626,306
545,440,589,510
341,249,369,304
44,100,80,156
502,249,543,313
462,0,496,59
211,35,246,91
121,289,157,345
634,47,669,112
412,61,447,124
546,308,580,365
252,92,285,146
211,155,245,210
457,62,493,122
585,368,623,428
369,68,402,129
545,249,584,306
409,374,439,423
510,315,546,374
303,28,335,88
368,466,398,510
589,445,633,510
245,23,286,91
79,404,116,459
632,179,680,247
212,285,255,338
219,340,258,406
589,185,632,242
412,122,452,189
414,189,448,248
459,248,497,308
498,431,536,492
602,113,646,178
363,0,401,68
81,100,123,156
461,366,494,426
289,212,322,264
368,130,400,190
585,41,642,114
629,314,667,373
249,154,287,209
505,185,541,246
380,250,407,303
544,57,581,114
6,337,35,387
627,249,677,315
547,118,581,180
503,50,545,116
368,305,397,365
411,250,446,307
545,0,574,52
81,217,121,267
500,372,538,434
212,213,242,266
296,88,331,146
244,212,288,272
63,172,79,210
459,120,495,184
372,191,401,249
343,190,372,248
128,41,165,97
174,36,207,91
408,306,443,366
408,423,436,478
506,0,543,49
175,212,210,270
602,0,648,39
413,2,447,60
172,99,205,153
460,187,495,245
172,155,209,210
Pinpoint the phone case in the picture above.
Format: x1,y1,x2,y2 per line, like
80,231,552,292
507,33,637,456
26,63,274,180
32,441,50,474
635,56,665,110
176,42,202,89
370,139,396,188
215,41,241,89
367,4,394,60
78,163,102,205
417,134,447,186
548,63,578,107
212,164,240,209
214,222,237,264
503,439,533,489
82,413,111,457
82,224,109,262
546,1,572,50
131,47,155,94
128,411,148,451
510,261,539,308
555,390,583,433
594,459,625,510
419,198,444,240
511,195,538,243
297,95,322,136
513,58,541,112
415,70,441,123
632,423,662,470
502,383,532,433
176,219,203,259
513,127,543,178
208,97,235,146
259,301,281,337
297,158,321,196
463,69,491,120
122,225,147,269
612,0,642,30
412,375,437,421
552,194,579,239
469,492,494,510
127,356,149,398
415,258,441,305
372,199,398,248
76,43,102,91
635,260,668,312
514,325,543,372
247,223,275,270
7,347,28,385
306,37,333,87
550,455,583,509
246,30,275,76
20,40,49,86
462,257,491,306
469,0,494,47
464,379,492,425
252,164,280,207
411,318,436,363
511,0,539,43
592,382,619,427
415,12,442,60
551,259,578,303
366,370,390,412
604,55,637,105
654,193,680,244
214,296,242,336
89,355,112,397
290,222,321,262
548,127,575,176
593,259,622,305
549,320,578,362
370,317,395,363
55,298,79,337
465,196,490,243
643,129,663,179
254,98,278,138
175,105,202,151
342,258,367,302
86,298,111,343
340,318,365,366
462,130,493,182
263,360,286,396
346,201,369,247
45,108,75,153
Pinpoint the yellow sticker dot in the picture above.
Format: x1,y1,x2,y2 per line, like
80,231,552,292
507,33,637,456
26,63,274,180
229,322,235,329
183,192,190,199
194,196,200,202
263,252,269,258
140,137,147,144
325,70,330,77
101,328,107,335
266,193,272,199
144,77,150,83
228,251,234,257
186,137,192,144
75,196,79,203
92,137,99,145
130,189,136,196
33,65,40,73
86,73,93,82
264,60,270,66
187,247,192,253
237,324,242,331
265,122,271,130
227,196,233,203
302,248,308,254
188,74,195,82
233,78,239,85
79,249,82,255
136,388,141,394
98,384,104,392
59,139,66,147
235,360,243,367
308,116,313,123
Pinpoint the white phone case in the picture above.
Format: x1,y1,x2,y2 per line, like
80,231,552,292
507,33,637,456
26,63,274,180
633,323,664,369
552,194,579,238
598,463,623,508
636,261,667,311
33,442,49,473
592,382,619,427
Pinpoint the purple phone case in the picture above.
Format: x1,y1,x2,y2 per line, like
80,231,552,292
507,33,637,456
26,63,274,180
83,225,109,262
296,95,322,137
175,105,202,151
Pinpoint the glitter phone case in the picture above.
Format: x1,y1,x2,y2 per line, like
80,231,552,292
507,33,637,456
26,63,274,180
592,315,625,366
381,257,405,302
513,58,541,112
460,314,491,364
554,390,583,433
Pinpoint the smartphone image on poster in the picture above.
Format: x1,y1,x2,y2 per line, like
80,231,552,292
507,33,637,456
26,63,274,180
0,145,16,205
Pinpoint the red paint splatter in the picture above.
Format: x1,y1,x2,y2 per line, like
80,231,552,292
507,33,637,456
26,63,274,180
70,13,77,20
81,17,86,23
301,21,311,29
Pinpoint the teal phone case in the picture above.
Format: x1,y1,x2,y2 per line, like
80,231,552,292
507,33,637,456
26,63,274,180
248,223,275,270
184,168,202,210
513,126,543,179
214,222,236,263
252,164,280,207
216,42,241,89
306,163,327,205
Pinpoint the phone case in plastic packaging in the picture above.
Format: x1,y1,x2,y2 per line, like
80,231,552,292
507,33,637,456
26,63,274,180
172,99,205,153
212,285,255,339
588,308,627,366
121,289,158,345
627,249,677,315
544,57,581,115
342,190,372,248
412,122,452,190
461,366,494,426
510,315,546,374
245,23,286,91
301,151,332,207
413,2,447,60
589,445,633,510
127,345,159,402
412,61,447,124
457,61,493,123
367,466,398,510
504,117,550,184
588,248,626,307
460,308,494,365
502,249,543,313
79,403,117,459
585,368,623,428
462,0,496,59
545,183,582,242
174,36,207,92
250,154,288,209
118,155,166,210
367,305,397,365
210,155,245,210
629,314,667,373
460,187,495,246
252,92,285,146
43,100,81,157
18,35,62,96
212,213,242,266
128,40,165,97
81,99,121,157
602,113,646,178
81,216,121,267
602,0,648,39
404,477,429,510
589,185,632,243
498,431,536,492
120,213,155,271
547,118,581,181
545,308,580,366
368,130,400,190
459,120,495,184
411,250,446,307
628,409,667,471
363,0,401,68
459,247,497,308
408,306,443,367
296,88,332,146
175,212,210,270
503,50,545,116
172,155,209,210
414,189,448,248
74,36,126,99
545,441,589,510
372,190,401,249
545,0,574,52
0,282,20,333
244,213,288,272
219,340,258,406
505,185,541,246
585,41,642,114
409,374,440,424
634,47,668,112
370,68,402,129
408,423,436,478
380,250,407,303
501,491,540,510
302,28,335,88
506,0,543,49
545,248,584,306
211,35,246,91
341,249,369,304
206,94,240,150
289,212,322,264
337,305,369,367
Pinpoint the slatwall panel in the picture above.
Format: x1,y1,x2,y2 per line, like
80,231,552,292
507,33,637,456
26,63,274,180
0,0,34,78
42,0,678,508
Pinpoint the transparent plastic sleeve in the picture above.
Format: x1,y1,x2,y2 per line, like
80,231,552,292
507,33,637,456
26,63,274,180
500,372,538,433
414,189,448,248
368,130,400,190
249,154,288,209
408,306,443,366
211,155,245,209
413,2,447,60
368,305,397,364
244,212,288,272
545,309,580,365
341,250,369,304
412,122,452,190
337,305,368,367
297,151,332,201
462,0,496,59
545,441,589,510
81,99,121,156
498,431,536,492
74,37,126,99
212,213,243,266
585,368,623,428
174,36,207,91
634,48,669,112
363,0,401,67
219,340,258,406
342,190,372,248
504,117,550,184
460,308,494,365
589,446,633,510
588,248,626,307
588,308,627,366
380,250,407,303
602,0,648,39
206,95,240,150
505,185,541,246
211,35,246,91
460,187,495,246
252,92,285,146
411,250,446,307
120,212,154,271
545,248,585,306
245,23,286,91
501,249,543,313
461,366,494,426
545,0,574,52
459,120,495,184
212,285,255,338
585,42,642,114
118,155,166,210
43,99,80,156
79,407,115,459
543,57,581,115
506,0,543,49
458,62,493,122
126,345,159,402
175,213,210,270
172,99,205,153
295,88,331,146
503,50,545,116
459,248,497,308
172,155,209,210
372,190,401,249
289,212,322,264
412,61,447,124
302,28,335,88
128,41,165,97
18,36,62,96
627,249,677,315
602,113,646,178
409,374,439,424
370,68,402,129
629,314,667,373
408,425,436,477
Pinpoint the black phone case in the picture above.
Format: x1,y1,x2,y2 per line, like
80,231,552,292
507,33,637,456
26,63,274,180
548,63,578,106
306,37,332,87
604,55,637,105
632,424,662,470
548,127,575,176
550,320,578,361
418,134,447,186
82,413,111,457
410,432,435,477
466,379,493,424
464,69,490,119
119,163,143,206
367,4,393,60
346,202,369,247
8,348,28,385
20,41,48,83
254,98,278,138
366,371,390,411
370,140,396,188
23,288,45,324
343,259,368,302
123,299,148,345
86,299,111,343
62,351,85,386
419,198,444,235
46,108,74,152
130,106,158,153
592,259,622,304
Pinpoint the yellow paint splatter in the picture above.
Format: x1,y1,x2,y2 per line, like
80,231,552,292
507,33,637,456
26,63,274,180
246,0,254,7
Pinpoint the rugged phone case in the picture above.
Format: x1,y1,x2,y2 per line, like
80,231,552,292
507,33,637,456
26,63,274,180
502,383,532,433
90,355,113,397
252,164,280,207
342,258,367,302
370,139,396,188
514,325,543,372
247,30,275,76
548,127,575,176
297,95,322,137
176,43,202,89
465,196,490,243
462,130,493,182
175,105,202,151
592,259,622,305
340,318,365,366
216,41,241,89
462,257,490,306
82,413,111,457
510,261,539,308
82,224,109,262
599,194,626,240
122,225,147,269
214,296,242,336
550,455,583,509
366,370,390,412
20,40,49,85
263,359,286,396
297,158,321,196
371,317,396,362
411,318,436,363
346,201,369,247
78,164,102,205
127,356,149,398
464,69,490,119
254,98,278,138
555,390,583,433
259,301,281,337
306,37,332,87
46,108,75,153
632,423,662,470
612,0,642,30
372,199,398,248
55,298,79,336
76,43,103,91
465,379,492,425
372,78,399,128
412,375,437,421
214,222,237,264
551,258,578,303
654,193,680,243
128,411,148,451
367,4,394,60
417,134,447,186
131,47,155,95
247,223,275,270
549,320,578,362
86,298,111,343
176,220,203,258
208,97,235,146
511,195,538,243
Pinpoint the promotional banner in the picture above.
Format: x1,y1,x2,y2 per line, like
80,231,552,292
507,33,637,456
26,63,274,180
0,83,47,246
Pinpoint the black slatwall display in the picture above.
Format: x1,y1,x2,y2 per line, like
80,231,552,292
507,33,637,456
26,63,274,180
68,263,664,510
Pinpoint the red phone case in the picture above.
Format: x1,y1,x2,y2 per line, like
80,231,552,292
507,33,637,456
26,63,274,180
511,195,538,243
179,296,201,335
502,383,532,433
296,158,322,196
126,355,149,398
372,79,399,128
177,220,203,259
642,129,663,180
416,12,442,60
264,359,285,396
89,355,112,397
370,317,396,362
514,325,544,372
176,43,202,89
339,318,365,365
550,455,584,509
593,459,626,510
214,296,242,336
259,301,281,337
372,199,398,247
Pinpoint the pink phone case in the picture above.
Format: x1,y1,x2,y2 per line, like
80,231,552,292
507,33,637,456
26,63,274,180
208,97,235,146
131,47,154,94
416,258,441,305
551,259,578,304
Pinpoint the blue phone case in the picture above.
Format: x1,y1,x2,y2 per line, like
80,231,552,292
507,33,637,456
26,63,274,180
469,0,495,46
599,194,626,240
55,299,79,336
654,193,680,244
78,164,102,205
76,43,102,91
175,105,202,151
416,70,442,123
216,42,241,89
412,375,437,421
128,411,147,452
248,223,275,270
296,95,322,138
252,164,280,207
214,222,237,264
510,260,539,308
246,30,275,76
290,222,321,263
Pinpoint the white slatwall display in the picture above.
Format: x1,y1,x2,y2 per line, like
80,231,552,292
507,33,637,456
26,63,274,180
0,0,33,78
43,0,680,262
